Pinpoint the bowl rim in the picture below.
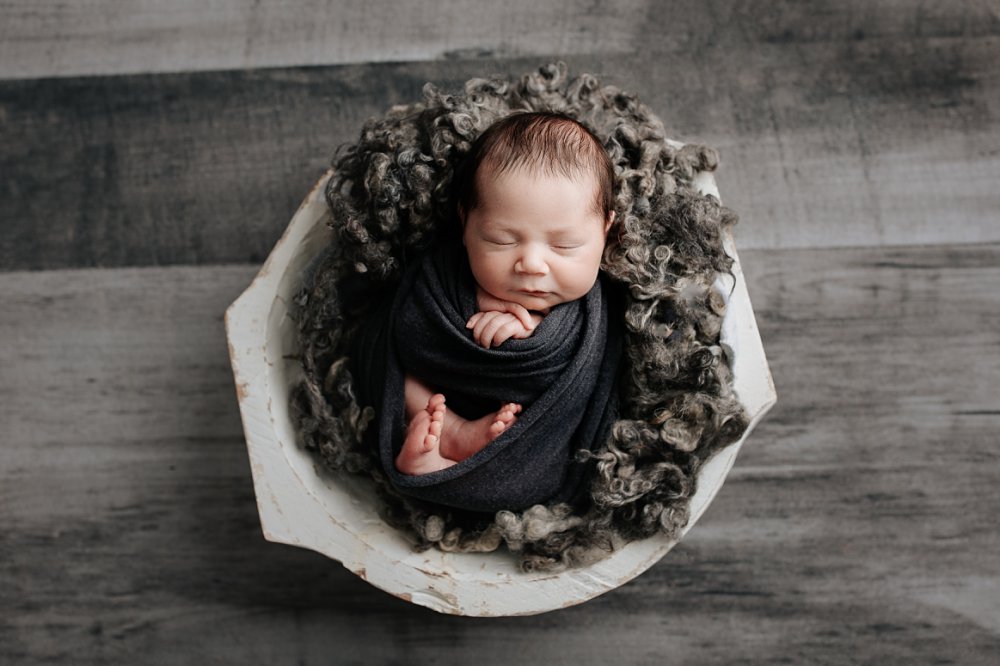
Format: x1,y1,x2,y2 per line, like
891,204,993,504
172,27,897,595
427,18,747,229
225,165,777,616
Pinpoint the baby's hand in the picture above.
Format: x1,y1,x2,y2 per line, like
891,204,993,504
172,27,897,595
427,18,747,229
468,287,545,348
474,289,537,329
466,310,541,349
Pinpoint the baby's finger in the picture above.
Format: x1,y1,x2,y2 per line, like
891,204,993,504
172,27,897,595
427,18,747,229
472,311,503,347
511,324,534,339
490,319,523,347
466,312,483,329
504,302,534,329
480,313,515,349
471,310,499,338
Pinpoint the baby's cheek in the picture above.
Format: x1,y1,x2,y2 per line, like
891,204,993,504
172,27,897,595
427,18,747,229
470,257,506,291
565,259,602,296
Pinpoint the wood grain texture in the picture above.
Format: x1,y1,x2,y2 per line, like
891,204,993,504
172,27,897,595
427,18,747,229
0,0,649,80
2,11,999,269
3,243,999,663
2,0,997,80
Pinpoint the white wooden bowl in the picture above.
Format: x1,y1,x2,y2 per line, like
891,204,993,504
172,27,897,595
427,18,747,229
225,165,776,616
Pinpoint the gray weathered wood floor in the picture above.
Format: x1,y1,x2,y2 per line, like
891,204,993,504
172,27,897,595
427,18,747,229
2,1,998,663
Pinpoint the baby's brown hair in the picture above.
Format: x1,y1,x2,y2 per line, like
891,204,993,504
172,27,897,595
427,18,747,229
455,111,615,221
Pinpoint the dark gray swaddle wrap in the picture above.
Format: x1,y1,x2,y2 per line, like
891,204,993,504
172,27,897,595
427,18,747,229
351,242,622,513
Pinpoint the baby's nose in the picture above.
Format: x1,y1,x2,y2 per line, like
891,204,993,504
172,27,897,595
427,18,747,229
515,246,548,274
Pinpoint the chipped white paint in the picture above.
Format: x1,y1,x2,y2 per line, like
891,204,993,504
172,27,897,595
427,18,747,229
225,163,776,616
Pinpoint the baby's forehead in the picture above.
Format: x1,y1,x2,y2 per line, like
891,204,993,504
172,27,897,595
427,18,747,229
475,159,600,188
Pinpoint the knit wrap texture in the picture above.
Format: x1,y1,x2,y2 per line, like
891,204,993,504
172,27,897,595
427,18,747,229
350,242,622,513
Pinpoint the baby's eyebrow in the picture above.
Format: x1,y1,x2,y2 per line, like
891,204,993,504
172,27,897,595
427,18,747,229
546,228,585,240
480,223,516,234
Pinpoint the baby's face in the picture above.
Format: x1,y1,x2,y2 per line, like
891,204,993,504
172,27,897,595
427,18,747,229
462,166,612,313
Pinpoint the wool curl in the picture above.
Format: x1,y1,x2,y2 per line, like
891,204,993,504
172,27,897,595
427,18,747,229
290,62,750,572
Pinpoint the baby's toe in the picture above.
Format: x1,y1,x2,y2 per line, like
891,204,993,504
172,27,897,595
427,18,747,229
497,403,521,423
421,432,438,453
427,393,446,411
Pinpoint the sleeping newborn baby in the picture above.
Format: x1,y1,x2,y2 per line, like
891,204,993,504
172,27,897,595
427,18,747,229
399,111,616,474
351,111,623,512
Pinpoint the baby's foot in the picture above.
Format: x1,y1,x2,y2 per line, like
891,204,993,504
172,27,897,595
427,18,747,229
439,402,522,462
396,395,455,475
488,403,522,439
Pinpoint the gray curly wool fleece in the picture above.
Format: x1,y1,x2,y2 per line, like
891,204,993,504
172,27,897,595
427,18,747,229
290,62,749,572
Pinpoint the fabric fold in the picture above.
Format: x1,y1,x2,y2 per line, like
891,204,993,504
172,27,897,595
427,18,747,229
351,242,622,513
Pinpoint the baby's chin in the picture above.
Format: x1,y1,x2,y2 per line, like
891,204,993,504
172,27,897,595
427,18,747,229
506,291,565,313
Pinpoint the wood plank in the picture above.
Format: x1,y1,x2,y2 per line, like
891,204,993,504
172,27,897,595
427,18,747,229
0,65,445,271
2,33,999,269
1,0,997,80
0,0,650,80
2,243,999,661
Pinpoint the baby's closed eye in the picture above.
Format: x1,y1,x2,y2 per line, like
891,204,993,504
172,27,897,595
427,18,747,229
549,235,585,250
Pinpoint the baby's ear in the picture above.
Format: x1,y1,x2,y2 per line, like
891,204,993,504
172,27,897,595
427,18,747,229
604,211,616,234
